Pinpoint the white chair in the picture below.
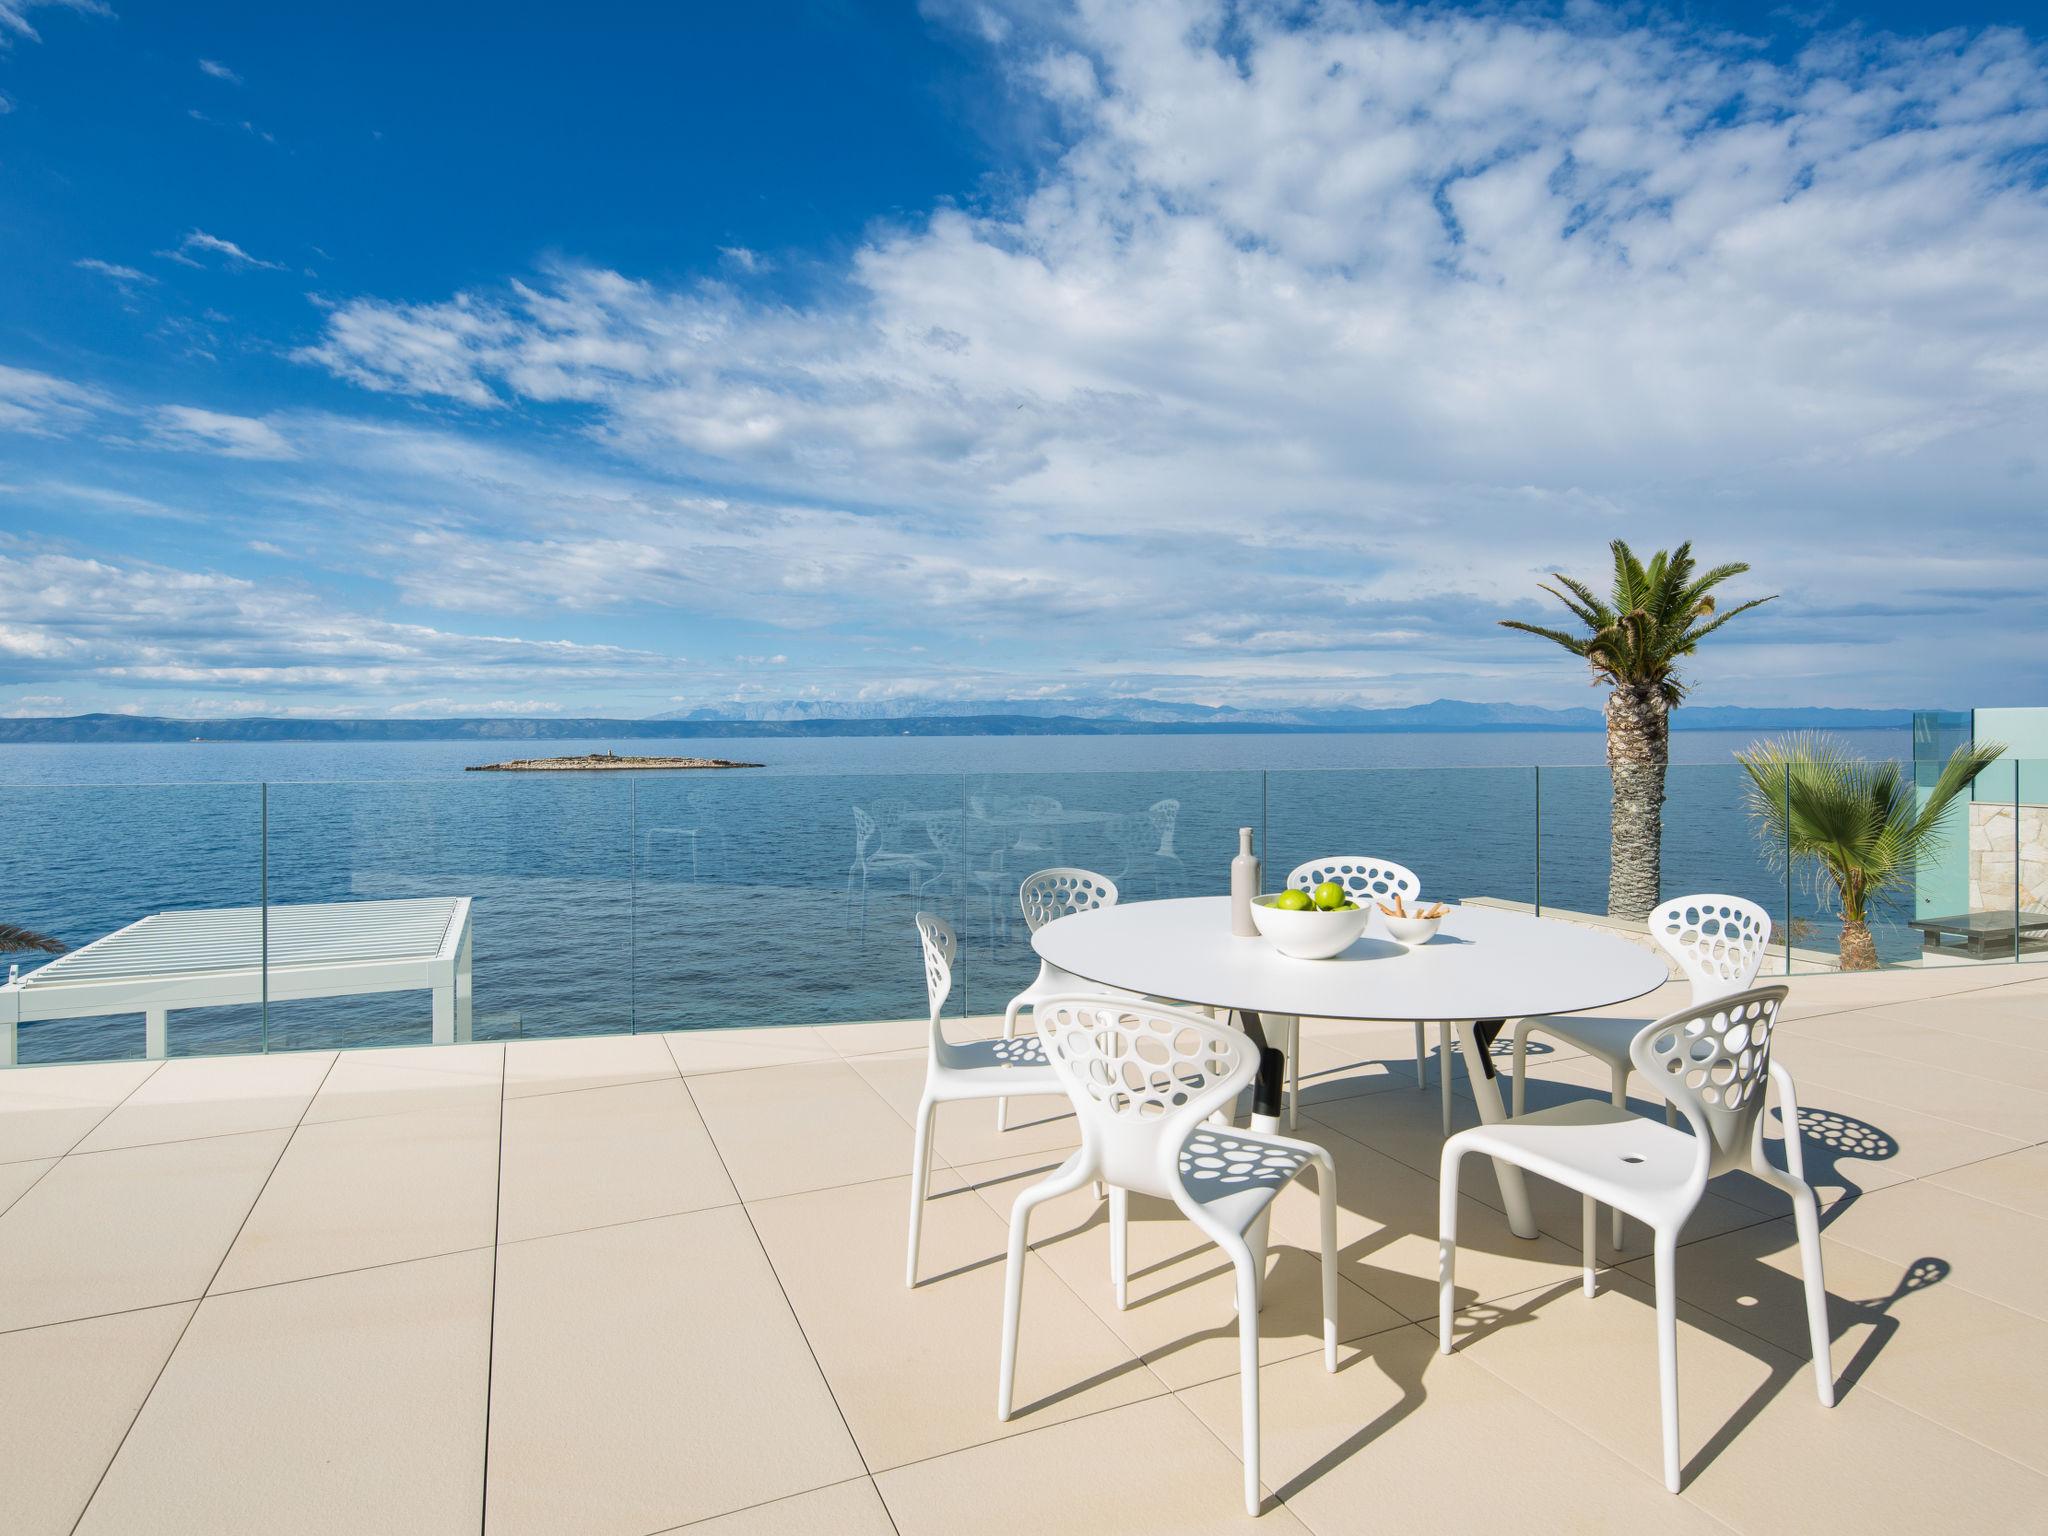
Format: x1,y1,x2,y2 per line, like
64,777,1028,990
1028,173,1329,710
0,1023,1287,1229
1509,895,1772,1245
906,912,1064,1287
995,868,1125,1133
1284,856,1431,1126
847,805,934,923
1000,995,1339,1516
1439,985,1834,1493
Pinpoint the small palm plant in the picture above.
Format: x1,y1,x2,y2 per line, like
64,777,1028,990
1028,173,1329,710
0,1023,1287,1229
1501,540,1775,920
1738,734,2005,971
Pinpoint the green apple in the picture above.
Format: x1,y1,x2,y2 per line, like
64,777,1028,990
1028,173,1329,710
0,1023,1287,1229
1274,888,1312,912
1311,881,1346,911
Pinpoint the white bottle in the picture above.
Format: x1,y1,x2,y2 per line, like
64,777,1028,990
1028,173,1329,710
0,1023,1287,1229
1230,827,1260,937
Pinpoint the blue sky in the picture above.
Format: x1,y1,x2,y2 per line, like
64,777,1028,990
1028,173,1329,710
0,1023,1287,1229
1,0,2044,719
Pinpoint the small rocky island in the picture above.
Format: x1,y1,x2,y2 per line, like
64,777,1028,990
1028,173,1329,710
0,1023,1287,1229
466,749,763,772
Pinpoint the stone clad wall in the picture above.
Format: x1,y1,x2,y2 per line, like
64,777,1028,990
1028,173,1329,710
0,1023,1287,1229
1969,802,2048,913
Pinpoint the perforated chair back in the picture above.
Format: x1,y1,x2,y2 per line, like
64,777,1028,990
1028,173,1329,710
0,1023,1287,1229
1287,856,1420,906
1630,985,1788,1180
1035,996,1256,1199
1018,868,1118,934
1650,895,1772,1004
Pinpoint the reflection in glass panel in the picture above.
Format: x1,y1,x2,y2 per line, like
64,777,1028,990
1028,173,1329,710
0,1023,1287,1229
263,776,632,1050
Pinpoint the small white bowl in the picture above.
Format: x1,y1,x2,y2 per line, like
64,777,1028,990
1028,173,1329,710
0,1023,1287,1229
1249,895,1371,959
1379,908,1447,946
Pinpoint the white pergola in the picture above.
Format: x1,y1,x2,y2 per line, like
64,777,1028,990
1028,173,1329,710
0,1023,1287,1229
0,896,473,1067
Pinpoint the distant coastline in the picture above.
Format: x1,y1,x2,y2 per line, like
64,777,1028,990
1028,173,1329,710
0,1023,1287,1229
0,702,1920,746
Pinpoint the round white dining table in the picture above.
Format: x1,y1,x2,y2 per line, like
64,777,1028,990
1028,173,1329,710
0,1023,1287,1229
1032,895,1671,1240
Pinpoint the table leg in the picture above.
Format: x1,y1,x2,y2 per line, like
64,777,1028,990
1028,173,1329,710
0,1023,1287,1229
1455,1017,1537,1240
145,1006,168,1061
1237,1010,1287,1302
432,983,454,1047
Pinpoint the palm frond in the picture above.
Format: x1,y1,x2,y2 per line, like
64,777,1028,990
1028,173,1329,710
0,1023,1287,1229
1497,619,1590,655
1678,594,1777,649
0,922,66,955
1739,734,2006,923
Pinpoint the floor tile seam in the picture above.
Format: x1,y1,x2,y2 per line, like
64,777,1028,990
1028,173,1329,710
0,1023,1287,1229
1440,1329,1756,1533
1574,1264,2048,1491
0,1061,171,1215
861,1375,1182,1484
496,1192,748,1252
1608,1212,2048,1327
477,1039,510,1536
63,1047,341,1536
202,1239,501,1300
678,1071,879,1485
661,1029,847,1081
0,1294,208,1340
1788,1022,2048,1082
1149,1300,1424,1397
45,1117,332,1162
502,1070,683,1105
0,1154,58,1222
640,1473,886,1536
913,1137,1191,1409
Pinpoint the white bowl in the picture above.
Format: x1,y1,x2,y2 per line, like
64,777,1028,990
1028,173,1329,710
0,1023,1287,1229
1379,909,1446,946
1249,895,1371,959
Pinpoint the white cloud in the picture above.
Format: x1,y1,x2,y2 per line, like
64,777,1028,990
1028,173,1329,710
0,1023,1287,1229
272,3,2048,707
0,364,108,435
75,257,155,285
158,229,286,272
149,406,298,460
0,0,108,49
0,549,679,706
197,57,241,84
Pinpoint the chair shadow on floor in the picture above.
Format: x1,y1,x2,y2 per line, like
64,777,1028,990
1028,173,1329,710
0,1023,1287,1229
942,1044,1940,1499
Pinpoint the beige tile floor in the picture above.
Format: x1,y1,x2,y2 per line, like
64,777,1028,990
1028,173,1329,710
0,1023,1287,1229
2,964,2045,1535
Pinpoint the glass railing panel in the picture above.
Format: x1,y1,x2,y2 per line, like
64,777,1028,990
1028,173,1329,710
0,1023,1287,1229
0,782,264,1065
635,770,963,1033
956,769,1264,1018
1531,764,1613,922
1661,763,1802,974
262,776,633,1051
1264,765,1536,914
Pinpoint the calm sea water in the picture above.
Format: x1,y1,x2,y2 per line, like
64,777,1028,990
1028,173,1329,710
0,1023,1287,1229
0,729,1912,1065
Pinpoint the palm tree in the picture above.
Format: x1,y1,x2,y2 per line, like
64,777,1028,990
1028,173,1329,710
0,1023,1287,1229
1739,733,2005,971
1500,540,1775,920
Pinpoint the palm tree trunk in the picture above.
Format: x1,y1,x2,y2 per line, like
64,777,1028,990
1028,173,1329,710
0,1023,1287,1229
1605,686,1668,921
1837,919,1879,971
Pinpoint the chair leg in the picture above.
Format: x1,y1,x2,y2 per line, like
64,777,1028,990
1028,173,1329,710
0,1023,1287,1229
1437,1144,1463,1352
1609,1064,1630,1251
1786,1176,1837,1407
1229,1241,1265,1517
1581,1193,1597,1297
1439,1023,1455,1136
905,1092,937,1287
1510,1020,1533,1118
1653,1228,1682,1493
997,1158,1094,1421
1109,1186,1129,1310
1413,1019,1427,1088
997,995,1024,1134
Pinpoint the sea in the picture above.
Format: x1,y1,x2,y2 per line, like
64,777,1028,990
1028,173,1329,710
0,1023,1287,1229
0,728,1915,1066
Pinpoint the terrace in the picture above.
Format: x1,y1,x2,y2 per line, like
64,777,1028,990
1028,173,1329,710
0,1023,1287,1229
3,959,2045,1533
1,760,2044,1535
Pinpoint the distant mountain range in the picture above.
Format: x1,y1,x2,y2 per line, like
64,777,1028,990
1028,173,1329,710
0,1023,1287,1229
0,700,1917,744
